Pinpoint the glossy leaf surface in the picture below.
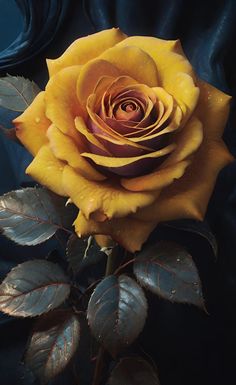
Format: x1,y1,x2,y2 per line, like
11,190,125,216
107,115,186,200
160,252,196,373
87,274,147,356
0,260,70,317
108,357,160,385
134,241,204,308
25,310,80,383
0,188,74,245
0,75,40,111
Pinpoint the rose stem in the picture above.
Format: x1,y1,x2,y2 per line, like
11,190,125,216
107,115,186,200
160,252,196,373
92,246,118,385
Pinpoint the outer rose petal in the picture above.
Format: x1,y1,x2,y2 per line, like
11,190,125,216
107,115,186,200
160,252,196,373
100,45,159,87
196,79,231,139
47,124,106,181
162,116,203,166
14,92,50,156
135,140,233,222
47,28,127,77
74,212,156,253
121,160,190,191
26,145,67,196
45,65,85,147
62,165,157,220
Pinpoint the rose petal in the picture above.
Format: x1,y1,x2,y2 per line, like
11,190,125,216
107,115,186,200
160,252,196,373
81,143,176,169
196,79,231,139
74,212,157,253
162,116,203,166
135,140,233,222
75,116,111,156
87,94,155,153
47,28,126,76
100,45,159,86
14,92,50,156
77,59,122,106
47,124,106,181
121,160,190,191
26,144,67,196
117,36,199,122
126,107,182,149
62,165,157,220
45,65,85,148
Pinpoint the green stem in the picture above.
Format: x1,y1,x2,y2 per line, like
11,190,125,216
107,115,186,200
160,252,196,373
92,247,118,385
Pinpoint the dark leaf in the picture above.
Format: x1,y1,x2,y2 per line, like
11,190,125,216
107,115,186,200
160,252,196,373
0,75,40,112
87,275,147,356
0,260,70,317
25,310,80,384
66,235,106,274
134,241,204,308
163,219,218,257
0,187,75,245
108,357,160,385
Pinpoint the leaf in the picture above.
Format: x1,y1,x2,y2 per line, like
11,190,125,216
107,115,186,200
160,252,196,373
66,235,106,274
0,75,40,112
134,241,204,308
0,187,75,246
108,357,160,385
0,260,70,317
163,219,218,257
87,275,147,356
25,310,80,384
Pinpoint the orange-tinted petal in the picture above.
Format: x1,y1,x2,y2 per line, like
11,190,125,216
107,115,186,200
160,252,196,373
62,165,157,220
74,116,111,155
77,59,121,105
74,211,157,252
14,92,50,155
100,45,158,87
81,143,176,168
26,144,67,196
87,94,156,152
45,65,85,147
135,140,233,222
47,28,127,77
47,124,106,181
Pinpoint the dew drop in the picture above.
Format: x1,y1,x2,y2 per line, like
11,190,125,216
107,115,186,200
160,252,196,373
171,289,176,294
176,258,180,262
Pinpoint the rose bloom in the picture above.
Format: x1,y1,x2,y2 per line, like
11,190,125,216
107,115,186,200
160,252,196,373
14,28,233,252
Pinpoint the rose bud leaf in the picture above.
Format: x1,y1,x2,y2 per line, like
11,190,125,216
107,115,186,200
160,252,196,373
25,309,80,384
0,75,40,112
133,241,204,309
162,219,218,258
0,260,70,317
0,187,76,246
66,234,106,274
87,275,147,357
108,357,160,385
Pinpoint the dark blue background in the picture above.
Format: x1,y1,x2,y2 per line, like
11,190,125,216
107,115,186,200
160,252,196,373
1,1,236,384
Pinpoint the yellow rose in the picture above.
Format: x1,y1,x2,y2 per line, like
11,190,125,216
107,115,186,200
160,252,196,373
13,28,233,252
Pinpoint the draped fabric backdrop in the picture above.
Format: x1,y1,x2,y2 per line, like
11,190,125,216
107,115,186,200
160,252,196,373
0,1,236,384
